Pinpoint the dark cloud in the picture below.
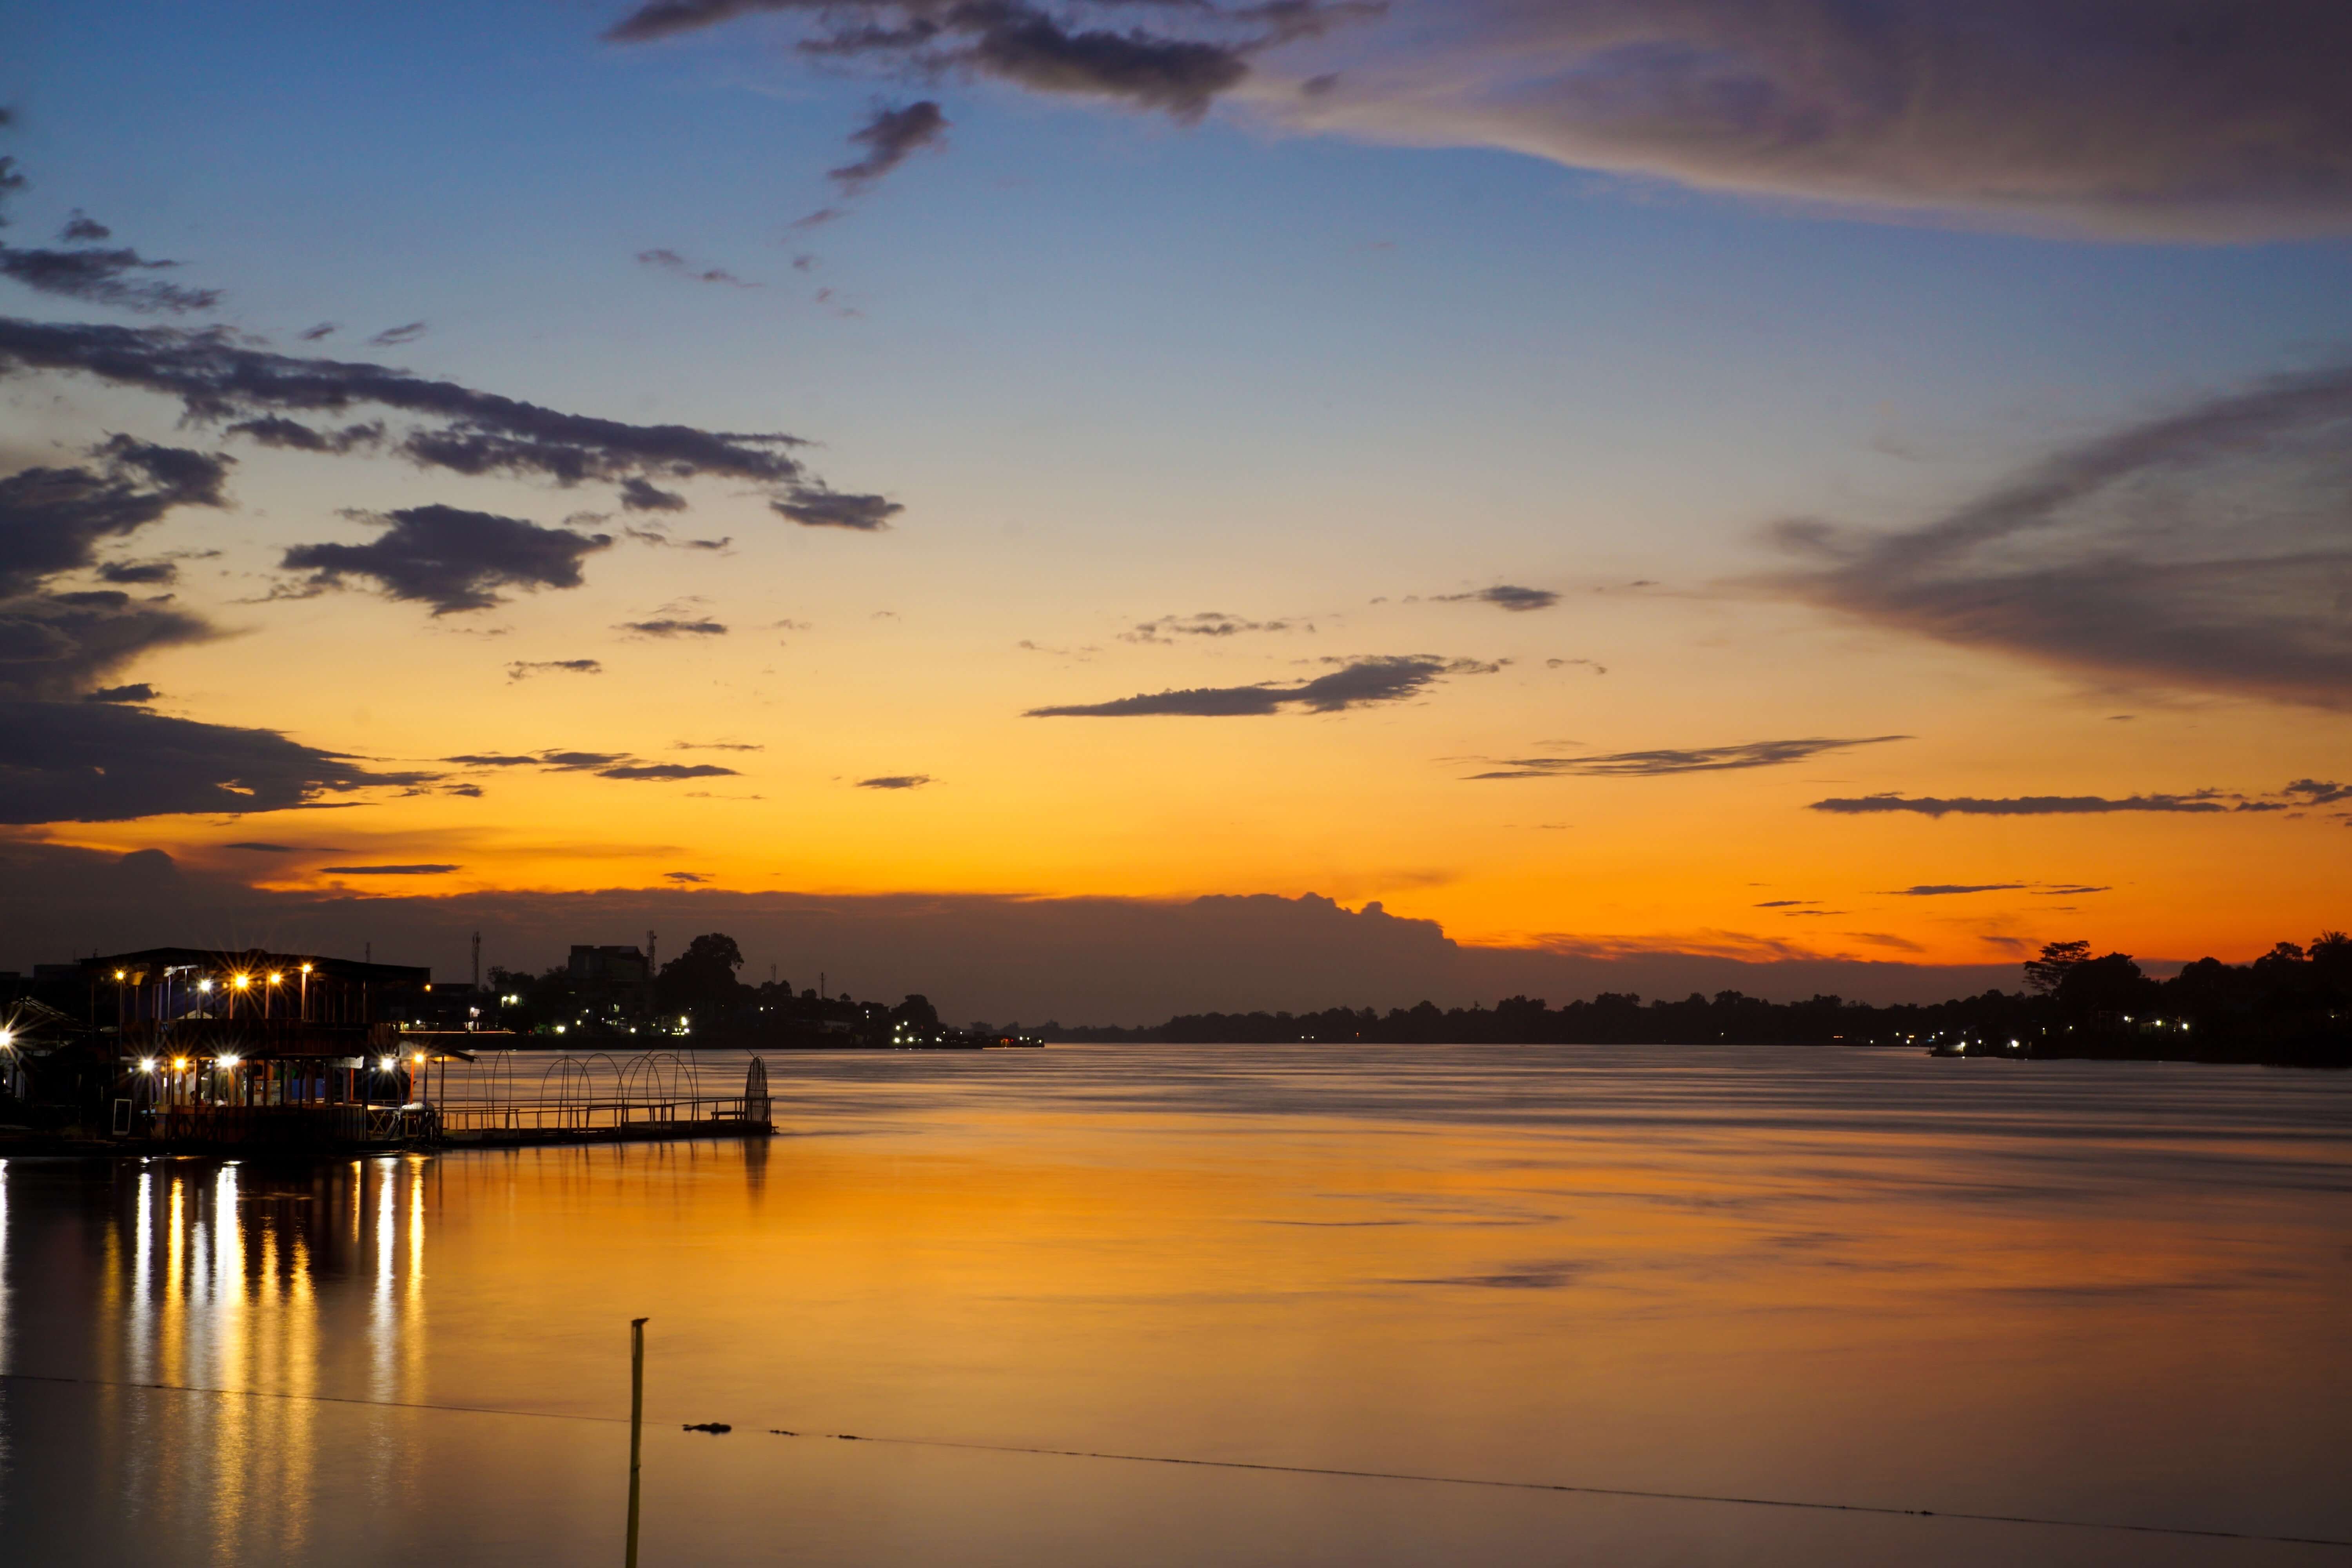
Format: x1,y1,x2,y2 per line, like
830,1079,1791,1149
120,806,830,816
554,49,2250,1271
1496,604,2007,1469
620,617,728,637
506,658,604,681
1813,793,2242,817
298,322,336,341
82,682,156,704
0,867,2031,1025
674,740,764,751
318,864,460,876
369,321,427,346
665,870,711,883
0,319,853,513
0,436,228,697
59,212,110,243
226,415,384,454
1439,584,1558,612
636,248,757,287
1470,735,1907,780
619,476,688,512
0,243,220,314
0,436,230,597
856,774,932,789
1752,899,1813,908
1771,365,2352,709
1274,1,2352,241
771,487,900,530
2283,778,2352,804
0,699,428,823
436,747,735,783
94,558,178,585
1028,655,1499,717
282,504,614,615
604,1,1366,121
829,102,949,195
595,762,739,780
1886,883,2031,896
222,842,305,853
1124,611,1295,643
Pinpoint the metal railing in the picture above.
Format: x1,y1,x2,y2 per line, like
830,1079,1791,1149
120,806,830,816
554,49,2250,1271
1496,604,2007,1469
434,1095,752,1134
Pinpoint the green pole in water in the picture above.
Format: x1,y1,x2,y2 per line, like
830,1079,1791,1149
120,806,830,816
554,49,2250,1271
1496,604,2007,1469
626,1317,648,1568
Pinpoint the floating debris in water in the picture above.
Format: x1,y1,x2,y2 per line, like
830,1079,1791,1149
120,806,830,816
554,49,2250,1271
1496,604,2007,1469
682,1422,732,1434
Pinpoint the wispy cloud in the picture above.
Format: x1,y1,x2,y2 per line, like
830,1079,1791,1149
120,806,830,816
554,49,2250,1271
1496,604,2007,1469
1471,736,1907,780
1123,611,1296,643
828,101,949,196
318,863,459,876
1438,584,1557,612
1769,365,2352,710
637,248,757,288
507,658,603,681
619,617,727,637
1028,655,1499,718
856,773,932,789
1816,793,2244,817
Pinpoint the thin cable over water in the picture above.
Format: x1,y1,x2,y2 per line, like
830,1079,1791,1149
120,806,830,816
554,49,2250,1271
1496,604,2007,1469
5,1371,2347,1551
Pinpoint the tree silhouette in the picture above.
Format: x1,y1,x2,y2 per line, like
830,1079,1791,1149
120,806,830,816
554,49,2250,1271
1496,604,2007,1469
2023,940,2091,996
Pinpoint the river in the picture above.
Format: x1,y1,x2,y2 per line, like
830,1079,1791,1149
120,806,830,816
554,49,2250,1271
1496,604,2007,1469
2,1043,2347,1565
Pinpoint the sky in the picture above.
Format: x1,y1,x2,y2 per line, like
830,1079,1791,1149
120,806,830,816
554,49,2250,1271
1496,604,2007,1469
2,0,2348,1018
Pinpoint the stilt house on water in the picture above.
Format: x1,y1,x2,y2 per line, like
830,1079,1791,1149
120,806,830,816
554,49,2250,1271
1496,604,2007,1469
83,947,454,1149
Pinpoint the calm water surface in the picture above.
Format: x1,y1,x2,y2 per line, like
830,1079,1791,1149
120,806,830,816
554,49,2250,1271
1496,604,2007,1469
3,1044,2348,1565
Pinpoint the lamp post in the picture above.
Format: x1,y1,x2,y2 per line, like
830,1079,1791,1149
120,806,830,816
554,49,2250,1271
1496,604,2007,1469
232,972,250,1020
299,962,312,1022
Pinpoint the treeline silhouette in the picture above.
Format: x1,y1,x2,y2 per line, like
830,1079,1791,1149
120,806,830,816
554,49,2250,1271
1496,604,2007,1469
1037,934,2352,1067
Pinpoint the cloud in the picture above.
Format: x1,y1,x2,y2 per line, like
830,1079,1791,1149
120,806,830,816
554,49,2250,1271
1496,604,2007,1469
435,746,737,783
674,740,763,751
282,504,614,615
604,3,1362,122
227,415,384,454
620,617,727,637
94,558,178,585
1261,0,2352,241
771,487,900,530
0,436,231,597
1438,584,1558,612
0,862,2032,1025
1027,655,1498,717
1470,735,1907,779
317,863,460,876
664,870,711,883
856,773,932,789
1769,365,2352,709
1885,883,2031,896
636,248,757,287
1813,793,2242,817
369,321,427,346
0,318,882,519
829,101,949,195
619,476,687,512
0,699,428,823
298,322,336,341
222,842,306,853
506,658,604,680
0,242,220,314
2283,778,2352,804
82,682,156,704
595,762,739,780
1123,611,1296,642
59,212,110,243
0,436,228,697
